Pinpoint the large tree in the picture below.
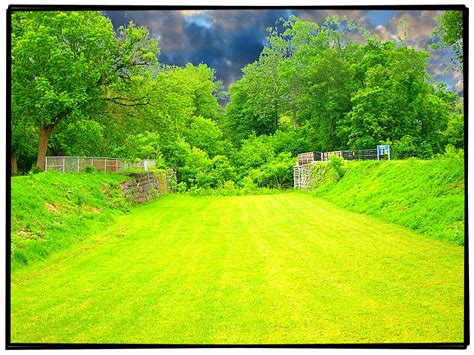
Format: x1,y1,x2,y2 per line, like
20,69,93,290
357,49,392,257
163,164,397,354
11,11,159,171
433,10,463,67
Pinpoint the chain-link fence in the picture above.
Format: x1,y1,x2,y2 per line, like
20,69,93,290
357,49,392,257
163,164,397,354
45,156,156,173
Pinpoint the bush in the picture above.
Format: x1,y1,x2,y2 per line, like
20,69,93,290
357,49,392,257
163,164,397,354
418,142,434,159
240,175,257,191
329,155,345,178
248,152,296,189
436,144,464,159
167,170,178,192
177,181,188,193
29,164,41,175
84,165,96,173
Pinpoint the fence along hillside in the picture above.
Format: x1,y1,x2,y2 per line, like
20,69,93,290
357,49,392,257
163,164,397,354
293,146,416,189
45,156,156,173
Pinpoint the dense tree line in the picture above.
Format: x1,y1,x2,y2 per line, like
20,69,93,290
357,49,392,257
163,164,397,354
224,16,463,157
11,11,464,190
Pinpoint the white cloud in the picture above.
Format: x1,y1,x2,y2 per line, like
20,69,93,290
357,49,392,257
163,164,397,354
373,24,397,41
389,10,443,45
430,65,445,76
453,70,463,80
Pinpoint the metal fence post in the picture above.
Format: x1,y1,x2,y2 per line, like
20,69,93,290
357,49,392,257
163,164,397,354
45,156,48,172
105,158,107,173
63,156,65,173
78,157,80,173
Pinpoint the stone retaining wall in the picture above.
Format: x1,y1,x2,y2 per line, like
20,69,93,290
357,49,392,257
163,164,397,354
120,171,169,204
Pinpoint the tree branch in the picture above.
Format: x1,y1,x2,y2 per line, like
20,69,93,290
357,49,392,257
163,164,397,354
104,96,151,107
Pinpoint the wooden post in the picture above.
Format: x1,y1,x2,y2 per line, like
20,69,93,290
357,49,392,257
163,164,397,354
63,156,65,173
105,158,107,173
77,157,80,172
45,156,48,172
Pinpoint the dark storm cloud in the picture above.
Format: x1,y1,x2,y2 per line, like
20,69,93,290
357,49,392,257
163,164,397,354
105,9,293,87
104,9,461,93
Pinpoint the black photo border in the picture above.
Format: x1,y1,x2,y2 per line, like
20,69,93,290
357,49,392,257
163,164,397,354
5,3,470,350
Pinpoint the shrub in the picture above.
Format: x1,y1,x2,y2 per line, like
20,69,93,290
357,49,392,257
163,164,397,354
84,165,96,173
436,144,464,159
177,181,188,193
29,164,41,175
240,175,257,191
418,142,434,159
248,152,296,189
329,155,346,178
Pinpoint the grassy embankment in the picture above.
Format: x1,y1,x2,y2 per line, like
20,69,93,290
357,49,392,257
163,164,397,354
10,172,129,270
11,193,464,344
10,158,465,272
309,158,465,245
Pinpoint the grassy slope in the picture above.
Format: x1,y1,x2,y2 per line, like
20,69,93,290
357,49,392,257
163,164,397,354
311,158,465,245
10,172,129,270
11,193,464,344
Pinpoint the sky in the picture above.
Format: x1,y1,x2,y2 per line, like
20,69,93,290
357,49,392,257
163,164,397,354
104,9,463,95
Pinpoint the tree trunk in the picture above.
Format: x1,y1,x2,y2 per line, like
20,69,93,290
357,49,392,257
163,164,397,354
274,99,279,132
11,151,18,176
292,97,297,131
36,123,54,171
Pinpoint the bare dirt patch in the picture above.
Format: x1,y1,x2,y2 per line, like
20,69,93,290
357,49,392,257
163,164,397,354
44,202,60,214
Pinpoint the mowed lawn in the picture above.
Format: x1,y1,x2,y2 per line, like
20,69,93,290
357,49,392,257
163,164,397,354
11,192,464,344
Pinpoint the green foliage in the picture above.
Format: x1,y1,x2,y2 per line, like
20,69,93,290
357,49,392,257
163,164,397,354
234,134,275,173
11,11,160,171
208,155,237,188
84,165,96,173
185,116,225,157
225,16,460,157
230,133,297,189
10,12,464,194
185,184,281,197
307,162,341,189
28,164,42,175
176,181,188,193
12,11,116,127
418,142,434,159
391,135,417,158
114,132,162,161
180,146,212,188
443,99,464,149
248,152,296,189
51,120,104,156
328,155,345,178
436,144,464,159
433,10,463,66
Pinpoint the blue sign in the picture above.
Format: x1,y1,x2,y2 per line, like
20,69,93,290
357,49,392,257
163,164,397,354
377,145,390,160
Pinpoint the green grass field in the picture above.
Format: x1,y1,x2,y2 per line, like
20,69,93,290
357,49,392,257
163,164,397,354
11,192,464,344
